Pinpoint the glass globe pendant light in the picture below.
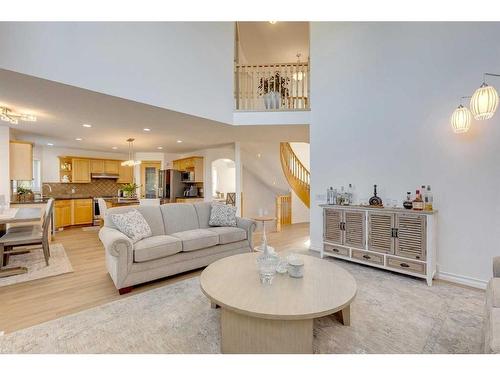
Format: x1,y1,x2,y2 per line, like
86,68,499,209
470,73,500,120
450,101,472,134
121,138,141,167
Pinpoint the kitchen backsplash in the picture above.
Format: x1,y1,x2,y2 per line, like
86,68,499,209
42,179,126,197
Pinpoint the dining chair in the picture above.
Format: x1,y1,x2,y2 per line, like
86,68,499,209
0,198,54,268
139,198,161,206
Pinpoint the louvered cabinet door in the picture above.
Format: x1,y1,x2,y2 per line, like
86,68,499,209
344,210,365,248
368,212,394,254
324,209,343,244
395,214,426,260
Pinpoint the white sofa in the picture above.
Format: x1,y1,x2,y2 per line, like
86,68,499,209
485,256,500,353
98,202,256,294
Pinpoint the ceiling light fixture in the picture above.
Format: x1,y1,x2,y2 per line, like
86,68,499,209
47,143,54,146
157,146,163,150
269,21,277,24
121,138,141,167
143,128,151,132
112,146,118,150
470,73,500,120
451,97,472,134
176,140,182,143
0,106,37,125
75,137,83,141
82,123,92,128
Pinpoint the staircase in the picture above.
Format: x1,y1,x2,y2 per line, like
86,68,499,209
280,142,310,208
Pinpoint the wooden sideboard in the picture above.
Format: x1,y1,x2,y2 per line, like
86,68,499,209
321,205,437,286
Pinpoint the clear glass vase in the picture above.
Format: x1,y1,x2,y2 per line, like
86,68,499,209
256,245,280,284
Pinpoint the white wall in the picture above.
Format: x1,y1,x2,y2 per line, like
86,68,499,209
0,126,10,204
0,22,234,124
310,22,500,287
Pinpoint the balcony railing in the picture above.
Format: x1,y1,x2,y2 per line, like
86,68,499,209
234,62,310,111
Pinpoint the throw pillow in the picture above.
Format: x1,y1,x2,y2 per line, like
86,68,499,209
209,203,237,227
111,209,152,243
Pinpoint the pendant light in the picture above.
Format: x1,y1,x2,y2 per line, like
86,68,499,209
451,104,472,134
470,73,500,120
121,138,141,167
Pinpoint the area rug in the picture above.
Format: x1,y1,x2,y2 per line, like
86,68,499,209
0,243,73,288
0,255,485,354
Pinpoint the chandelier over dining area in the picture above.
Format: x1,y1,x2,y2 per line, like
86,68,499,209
121,138,141,167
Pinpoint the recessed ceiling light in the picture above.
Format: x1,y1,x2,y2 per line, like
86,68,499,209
143,128,151,132
75,137,83,141
157,146,163,150
176,140,182,143
257,153,261,158
47,143,54,146
112,146,118,150
269,21,277,24
82,124,92,128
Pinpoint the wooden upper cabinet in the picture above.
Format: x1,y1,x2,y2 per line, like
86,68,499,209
395,213,426,260
118,163,134,184
172,156,203,181
104,160,119,174
368,212,394,254
90,159,104,173
193,157,204,182
324,208,343,244
344,210,365,248
72,158,91,183
10,141,33,181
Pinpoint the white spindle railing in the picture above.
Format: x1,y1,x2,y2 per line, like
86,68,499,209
235,62,310,111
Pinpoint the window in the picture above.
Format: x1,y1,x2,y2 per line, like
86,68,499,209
32,159,41,192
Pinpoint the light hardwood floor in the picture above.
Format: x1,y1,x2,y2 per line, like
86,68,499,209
0,223,309,334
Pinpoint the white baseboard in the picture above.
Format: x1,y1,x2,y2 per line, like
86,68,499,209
435,270,488,290
310,242,487,290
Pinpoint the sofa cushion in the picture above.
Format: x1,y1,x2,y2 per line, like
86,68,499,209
134,235,182,262
105,206,165,236
209,203,237,227
490,278,500,308
171,229,219,252
160,203,200,234
193,202,212,228
208,226,247,244
110,209,152,243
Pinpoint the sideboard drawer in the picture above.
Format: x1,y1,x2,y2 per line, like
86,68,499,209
386,257,426,275
352,249,384,265
324,244,349,257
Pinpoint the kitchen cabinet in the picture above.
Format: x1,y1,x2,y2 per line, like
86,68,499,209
54,200,72,229
72,158,91,183
54,198,93,229
91,159,104,173
172,156,204,182
10,141,33,181
118,163,134,184
72,198,93,225
104,160,119,174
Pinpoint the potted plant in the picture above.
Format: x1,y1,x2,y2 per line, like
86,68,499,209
122,182,139,198
258,72,290,109
16,186,33,202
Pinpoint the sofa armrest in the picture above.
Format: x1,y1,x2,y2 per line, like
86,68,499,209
237,217,257,249
98,226,133,258
494,257,500,278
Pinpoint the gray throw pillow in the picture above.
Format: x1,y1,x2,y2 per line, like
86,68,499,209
209,203,237,227
111,209,152,243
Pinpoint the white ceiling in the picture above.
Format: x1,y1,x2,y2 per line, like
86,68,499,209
0,69,308,153
237,22,309,64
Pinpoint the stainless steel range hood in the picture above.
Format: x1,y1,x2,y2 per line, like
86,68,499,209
91,173,120,179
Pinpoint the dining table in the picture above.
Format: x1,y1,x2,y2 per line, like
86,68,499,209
0,207,42,278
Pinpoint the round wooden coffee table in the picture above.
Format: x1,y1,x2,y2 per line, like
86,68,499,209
200,253,357,354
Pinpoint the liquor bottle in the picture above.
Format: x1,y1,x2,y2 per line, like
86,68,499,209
348,183,355,205
421,185,427,205
403,192,413,209
327,187,334,205
424,185,433,211
412,190,424,211
369,184,383,206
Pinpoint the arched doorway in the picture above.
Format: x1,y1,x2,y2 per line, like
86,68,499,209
211,158,236,202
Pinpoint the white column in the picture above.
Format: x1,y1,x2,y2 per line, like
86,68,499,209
235,142,242,216
0,125,10,205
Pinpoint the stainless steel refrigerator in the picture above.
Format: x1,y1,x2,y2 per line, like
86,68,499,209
158,169,183,202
